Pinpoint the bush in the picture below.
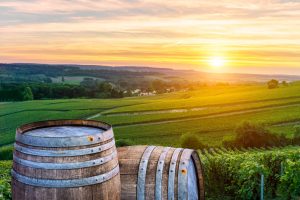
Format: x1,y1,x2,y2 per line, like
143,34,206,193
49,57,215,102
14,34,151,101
180,133,207,149
0,146,13,160
224,121,282,148
115,139,133,147
202,148,300,200
0,161,12,200
277,159,300,199
267,79,279,89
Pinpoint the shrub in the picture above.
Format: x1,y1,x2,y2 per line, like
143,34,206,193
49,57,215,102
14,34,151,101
0,161,12,200
202,148,300,200
0,146,13,160
115,139,133,147
277,159,300,199
267,79,279,89
180,133,207,149
224,121,282,148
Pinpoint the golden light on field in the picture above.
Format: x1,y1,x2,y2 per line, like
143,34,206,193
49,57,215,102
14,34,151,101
208,56,226,69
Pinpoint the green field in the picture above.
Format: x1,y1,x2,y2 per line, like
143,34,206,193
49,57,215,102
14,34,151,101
2,82,300,147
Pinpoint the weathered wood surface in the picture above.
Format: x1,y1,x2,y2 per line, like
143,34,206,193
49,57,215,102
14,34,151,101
118,145,205,200
12,120,120,200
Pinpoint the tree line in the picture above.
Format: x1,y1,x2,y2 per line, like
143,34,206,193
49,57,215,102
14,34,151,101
0,81,123,101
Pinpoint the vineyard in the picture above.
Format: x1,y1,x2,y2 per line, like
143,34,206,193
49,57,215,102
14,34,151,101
0,146,299,199
0,161,12,200
199,145,300,199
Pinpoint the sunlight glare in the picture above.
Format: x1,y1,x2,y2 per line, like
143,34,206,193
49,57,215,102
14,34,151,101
209,56,226,69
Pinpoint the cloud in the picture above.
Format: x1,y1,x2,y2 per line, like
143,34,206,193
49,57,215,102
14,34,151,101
1,0,300,73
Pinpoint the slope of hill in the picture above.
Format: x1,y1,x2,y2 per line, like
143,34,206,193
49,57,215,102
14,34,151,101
2,63,300,84
2,83,300,146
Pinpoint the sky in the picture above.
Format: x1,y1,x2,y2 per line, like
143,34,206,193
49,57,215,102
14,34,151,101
1,0,300,74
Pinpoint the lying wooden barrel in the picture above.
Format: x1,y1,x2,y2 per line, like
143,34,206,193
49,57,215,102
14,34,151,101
12,120,120,200
118,145,205,200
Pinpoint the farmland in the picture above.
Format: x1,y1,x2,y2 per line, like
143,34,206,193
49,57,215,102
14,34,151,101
200,145,300,199
2,82,300,147
1,82,300,199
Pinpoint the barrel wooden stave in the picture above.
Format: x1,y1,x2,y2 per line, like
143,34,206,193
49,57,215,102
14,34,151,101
12,120,120,200
13,145,118,179
118,145,205,200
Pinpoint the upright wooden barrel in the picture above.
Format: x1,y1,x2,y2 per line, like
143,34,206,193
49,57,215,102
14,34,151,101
12,120,120,200
118,146,205,200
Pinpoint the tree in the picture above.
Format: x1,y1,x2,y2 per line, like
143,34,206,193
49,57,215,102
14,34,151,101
282,80,288,87
22,87,34,101
152,80,165,94
267,79,279,89
180,133,207,149
61,75,65,82
227,121,281,148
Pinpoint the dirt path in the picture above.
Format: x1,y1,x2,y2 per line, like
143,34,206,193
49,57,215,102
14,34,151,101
87,107,207,119
86,113,102,120
272,121,300,127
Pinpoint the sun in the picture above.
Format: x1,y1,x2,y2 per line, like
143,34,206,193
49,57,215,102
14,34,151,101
208,56,226,68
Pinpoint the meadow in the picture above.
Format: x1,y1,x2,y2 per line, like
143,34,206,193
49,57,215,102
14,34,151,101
2,82,300,147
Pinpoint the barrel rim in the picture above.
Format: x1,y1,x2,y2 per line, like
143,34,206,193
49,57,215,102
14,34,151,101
16,119,112,136
15,120,114,147
14,139,115,157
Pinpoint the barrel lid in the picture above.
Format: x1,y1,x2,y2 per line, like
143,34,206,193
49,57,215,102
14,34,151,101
24,126,103,138
15,120,114,147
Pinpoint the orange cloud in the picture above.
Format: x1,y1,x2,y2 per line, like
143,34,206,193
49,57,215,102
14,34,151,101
1,0,300,74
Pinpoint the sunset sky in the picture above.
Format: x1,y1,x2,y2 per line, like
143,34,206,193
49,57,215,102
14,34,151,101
1,0,300,74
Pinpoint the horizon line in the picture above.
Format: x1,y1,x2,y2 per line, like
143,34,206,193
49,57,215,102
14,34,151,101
2,62,300,77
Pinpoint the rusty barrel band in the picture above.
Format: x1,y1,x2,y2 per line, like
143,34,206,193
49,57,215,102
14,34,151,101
137,146,156,200
13,150,117,170
15,128,114,147
11,165,119,188
178,149,193,200
14,139,115,157
155,147,171,200
167,148,183,200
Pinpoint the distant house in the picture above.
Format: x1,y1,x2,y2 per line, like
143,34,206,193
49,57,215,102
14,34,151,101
132,89,141,94
139,92,156,96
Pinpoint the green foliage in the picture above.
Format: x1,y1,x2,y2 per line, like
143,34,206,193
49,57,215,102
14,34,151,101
0,146,13,160
224,121,287,148
282,81,288,87
277,159,300,199
180,133,207,149
0,161,12,200
22,87,34,101
115,139,133,147
267,79,279,89
201,146,300,200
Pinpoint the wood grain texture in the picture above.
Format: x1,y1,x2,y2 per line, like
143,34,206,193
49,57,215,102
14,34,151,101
12,120,120,200
117,145,205,200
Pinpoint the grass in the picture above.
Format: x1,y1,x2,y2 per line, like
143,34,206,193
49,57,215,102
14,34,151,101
1,83,300,147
